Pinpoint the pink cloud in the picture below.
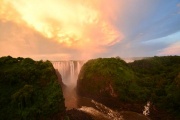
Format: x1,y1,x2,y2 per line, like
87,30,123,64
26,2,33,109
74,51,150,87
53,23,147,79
158,41,180,55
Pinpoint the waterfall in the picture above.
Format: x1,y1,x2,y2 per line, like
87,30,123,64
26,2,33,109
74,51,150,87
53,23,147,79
52,61,151,120
143,101,150,116
70,61,74,83
51,61,84,87
79,100,123,120
51,61,84,109
77,61,81,73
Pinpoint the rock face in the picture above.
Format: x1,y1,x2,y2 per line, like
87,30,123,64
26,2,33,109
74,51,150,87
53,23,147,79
66,109,93,120
77,58,141,102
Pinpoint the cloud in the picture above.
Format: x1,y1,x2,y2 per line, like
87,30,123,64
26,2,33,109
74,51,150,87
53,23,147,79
177,3,180,7
158,41,180,55
0,20,73,60
28,54,71,61
177,3,180,14
115,0,180,42
0,0,180,60
0,0,124,60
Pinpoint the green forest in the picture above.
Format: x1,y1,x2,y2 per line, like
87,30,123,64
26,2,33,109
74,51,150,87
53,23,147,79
0,56,65,120
77,56,180,119
129,56,180,117
1,56,180,119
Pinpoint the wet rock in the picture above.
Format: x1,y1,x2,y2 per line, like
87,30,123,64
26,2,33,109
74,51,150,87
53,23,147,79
66,108,93,120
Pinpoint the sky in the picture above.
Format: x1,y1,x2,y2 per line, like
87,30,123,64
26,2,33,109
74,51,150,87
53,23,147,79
0,0,180,60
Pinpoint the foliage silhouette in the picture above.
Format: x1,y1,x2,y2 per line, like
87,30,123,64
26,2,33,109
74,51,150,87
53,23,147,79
0,56,65,120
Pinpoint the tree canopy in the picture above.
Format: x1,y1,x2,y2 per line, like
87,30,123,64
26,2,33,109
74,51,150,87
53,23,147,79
0,56,65,120
77,56,180,119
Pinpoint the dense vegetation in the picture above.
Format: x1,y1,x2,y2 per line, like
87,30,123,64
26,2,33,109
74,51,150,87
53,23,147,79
77,57,148,102
77,56,180,119
0,56,65,120
129,56,180,118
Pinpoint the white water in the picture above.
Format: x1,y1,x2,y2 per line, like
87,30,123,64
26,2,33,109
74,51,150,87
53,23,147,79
51,61,150,120
52,61,84,87
51,61,84,109
143,101,150,116
79,100,150,120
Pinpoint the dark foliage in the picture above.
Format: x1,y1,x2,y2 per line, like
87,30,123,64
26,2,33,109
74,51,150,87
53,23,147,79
0,56,65,120
77,56,180,119
129,56,180,118
77,57,148,102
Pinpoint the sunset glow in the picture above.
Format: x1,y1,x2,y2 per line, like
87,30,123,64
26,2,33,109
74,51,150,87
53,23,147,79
0,0,179,60
1,0,122,50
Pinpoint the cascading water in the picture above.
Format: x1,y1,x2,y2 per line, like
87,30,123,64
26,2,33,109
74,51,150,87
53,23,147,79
52,61,84,87
51,61,84,109
51,61,150,120
79,100,123,120
143,101,150,116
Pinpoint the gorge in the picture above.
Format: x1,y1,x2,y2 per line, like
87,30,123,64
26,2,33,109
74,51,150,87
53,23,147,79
0,56,179,120
52,56,180,120
52,61,85,109
51,59,151,120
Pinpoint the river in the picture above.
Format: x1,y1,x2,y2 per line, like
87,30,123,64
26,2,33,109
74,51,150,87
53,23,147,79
52,61,151,120
63,86,150,120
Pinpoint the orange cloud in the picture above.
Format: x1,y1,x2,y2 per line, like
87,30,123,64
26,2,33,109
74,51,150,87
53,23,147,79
1,0,124,59
0,0,23,24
